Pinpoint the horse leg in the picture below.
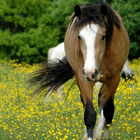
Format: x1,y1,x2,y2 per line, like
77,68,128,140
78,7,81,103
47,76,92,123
94,75,120,140
75,74,96,140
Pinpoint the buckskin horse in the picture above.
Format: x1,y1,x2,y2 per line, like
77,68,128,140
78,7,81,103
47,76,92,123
28,1,129,139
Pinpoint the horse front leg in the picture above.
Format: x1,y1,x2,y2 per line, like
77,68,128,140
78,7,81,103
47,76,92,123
94,74,120,140
75,74,96,140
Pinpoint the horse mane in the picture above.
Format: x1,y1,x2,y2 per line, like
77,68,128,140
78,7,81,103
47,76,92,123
69,1,120,46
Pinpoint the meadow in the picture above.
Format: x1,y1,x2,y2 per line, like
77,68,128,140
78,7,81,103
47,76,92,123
0,59,140,140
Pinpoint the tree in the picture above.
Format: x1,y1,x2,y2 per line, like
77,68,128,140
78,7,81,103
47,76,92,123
111,0,140,60
0,0,138,63
0,0,60,63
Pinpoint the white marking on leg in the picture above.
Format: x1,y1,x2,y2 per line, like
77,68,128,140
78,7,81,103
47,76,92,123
82,127,94,140
94,109,106,139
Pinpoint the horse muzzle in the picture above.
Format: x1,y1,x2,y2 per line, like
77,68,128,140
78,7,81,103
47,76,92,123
82,68,99,82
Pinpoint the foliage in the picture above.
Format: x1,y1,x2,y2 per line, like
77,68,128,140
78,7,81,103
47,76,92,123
0,0,139,63
111,0,140,60
0,0,60,63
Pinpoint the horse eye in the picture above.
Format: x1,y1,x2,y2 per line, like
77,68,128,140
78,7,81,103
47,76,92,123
78,36,81,40
101,35,106,40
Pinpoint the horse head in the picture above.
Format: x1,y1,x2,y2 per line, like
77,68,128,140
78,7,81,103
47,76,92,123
74,4,108,82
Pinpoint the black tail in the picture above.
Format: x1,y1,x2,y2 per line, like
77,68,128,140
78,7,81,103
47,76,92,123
27,56,74,96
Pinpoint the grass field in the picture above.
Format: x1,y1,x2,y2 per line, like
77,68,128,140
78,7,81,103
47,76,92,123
0,59,140,140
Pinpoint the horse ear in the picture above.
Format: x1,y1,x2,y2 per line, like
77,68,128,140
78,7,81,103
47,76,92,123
100,4,108,17
74,5,82,17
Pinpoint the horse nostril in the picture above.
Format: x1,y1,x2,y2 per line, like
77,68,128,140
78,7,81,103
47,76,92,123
92,69,98,79
86,77,92,82
82,69,85,75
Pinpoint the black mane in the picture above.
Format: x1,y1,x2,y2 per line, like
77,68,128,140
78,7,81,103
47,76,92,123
69,1,120,46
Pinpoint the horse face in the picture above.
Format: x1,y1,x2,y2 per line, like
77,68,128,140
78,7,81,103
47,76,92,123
78,24,106,82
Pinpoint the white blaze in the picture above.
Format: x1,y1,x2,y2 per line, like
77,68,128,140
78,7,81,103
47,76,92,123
79,24,99,70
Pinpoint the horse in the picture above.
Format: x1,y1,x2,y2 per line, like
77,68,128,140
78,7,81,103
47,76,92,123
48,42,65,61
28,1,130,139
121,59,134,80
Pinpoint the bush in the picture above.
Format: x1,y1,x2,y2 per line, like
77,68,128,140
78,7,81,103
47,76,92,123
0,0,138,63
111,0,140,60
0,0,60,63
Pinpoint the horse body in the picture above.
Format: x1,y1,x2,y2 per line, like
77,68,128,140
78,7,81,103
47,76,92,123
64,2,129,139
48,42,65,61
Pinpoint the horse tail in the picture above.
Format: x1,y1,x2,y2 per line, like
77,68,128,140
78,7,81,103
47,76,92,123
27,56,74,96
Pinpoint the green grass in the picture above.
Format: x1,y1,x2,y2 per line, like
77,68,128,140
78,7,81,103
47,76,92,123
0,59,140,140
